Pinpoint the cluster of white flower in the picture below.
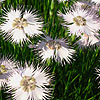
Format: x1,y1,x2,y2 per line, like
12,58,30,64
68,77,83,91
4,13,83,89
0,58,53,100
58,0,100,89
0,6,76,64
0,4,75,99
58,0,100,47
0,0,100,100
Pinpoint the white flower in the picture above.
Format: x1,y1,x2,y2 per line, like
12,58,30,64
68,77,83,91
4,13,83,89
76,33,100,47
91,0,100,4
76,0,100,11
74,1,92,9
58,7,100,37
33,36,75,64
0,59,16,87
0,0,5,3
89,0,100,11
7,65,52,100
0,0,4,3
0,8,43,43
58,0,67,3
95,68,100,88
95,68,100,79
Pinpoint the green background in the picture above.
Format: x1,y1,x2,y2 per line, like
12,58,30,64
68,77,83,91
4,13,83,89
0,0,100,100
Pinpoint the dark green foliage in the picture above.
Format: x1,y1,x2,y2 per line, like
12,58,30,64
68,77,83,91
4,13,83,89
0,0,100,100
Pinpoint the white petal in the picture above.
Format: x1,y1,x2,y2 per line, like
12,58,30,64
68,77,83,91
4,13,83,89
0,20,14,33
89,35,99,45
24,24,43,36
34,69,49,86
56,47,75,63
22,67,33,77
58,0,66,3
23,11,43,36
8,72,22,89
5,9,21,20
14,88,29,100
91,0,100,4
41,48,54,61
11,29,27,43
77,34,100,47
33,87,46,100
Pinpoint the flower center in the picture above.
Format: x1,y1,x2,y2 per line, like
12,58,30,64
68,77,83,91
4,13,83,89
46,40,61,50
73,16,86,26
0,65,7,74
20,76,36,92
12,18,28,29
